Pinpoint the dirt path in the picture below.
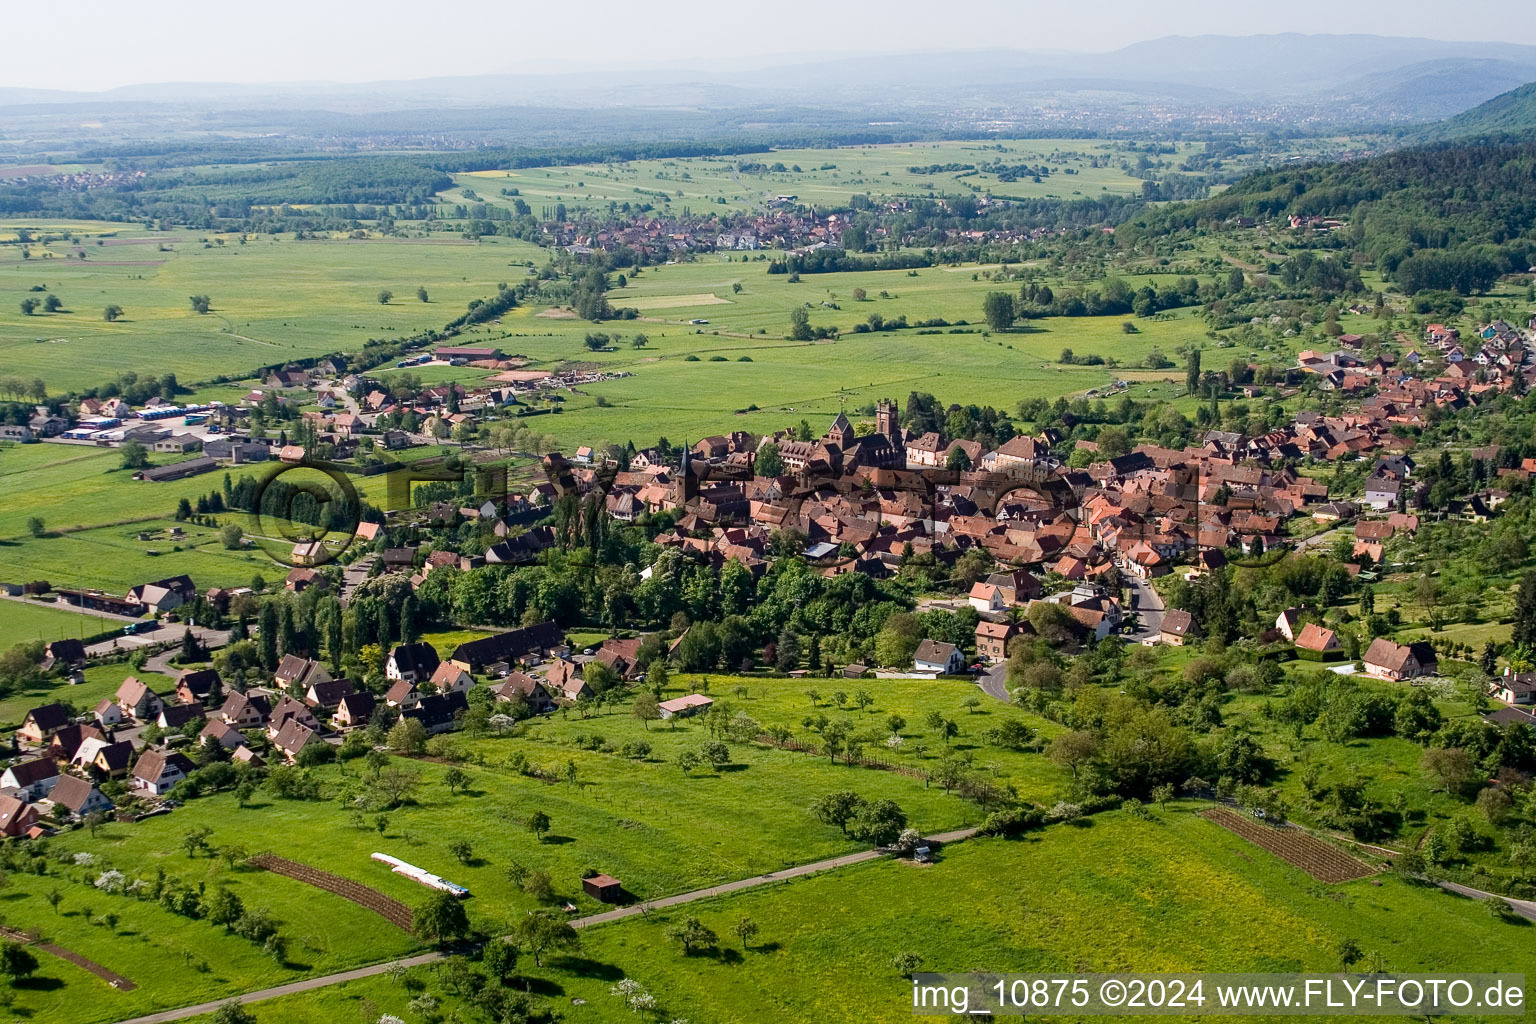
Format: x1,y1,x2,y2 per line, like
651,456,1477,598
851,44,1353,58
0,926,136,990
110,828,978,1024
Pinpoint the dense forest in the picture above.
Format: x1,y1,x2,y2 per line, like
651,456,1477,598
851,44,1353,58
1119,141,1536,294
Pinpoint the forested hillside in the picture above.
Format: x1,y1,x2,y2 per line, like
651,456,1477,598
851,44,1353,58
1118,141,1536,294
1427,79,1536,139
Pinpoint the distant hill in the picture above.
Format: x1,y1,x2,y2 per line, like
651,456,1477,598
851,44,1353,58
1423,79,1536,139
1329,59,1536,120
4,34,1536,121
1118,141,1536,295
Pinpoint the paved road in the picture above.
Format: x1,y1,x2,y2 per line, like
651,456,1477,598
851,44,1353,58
1437,880,1536,923
1,595,223,656
338,554,377,606
108,827,979,1024
1124,576,1164,642
979,662,1011,702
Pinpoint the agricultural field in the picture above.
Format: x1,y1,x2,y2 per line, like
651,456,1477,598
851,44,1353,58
0,230,545,391
456,136,1369,217
173,808,1532,1024
17,674,1026,1022
0,598,111,652
459,139,1170,215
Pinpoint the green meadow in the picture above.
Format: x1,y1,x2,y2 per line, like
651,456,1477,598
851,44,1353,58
179,809,1531,1024
0,232,545,391
0,598,110,651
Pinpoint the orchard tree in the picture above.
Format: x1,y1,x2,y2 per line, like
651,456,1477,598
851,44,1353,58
414,890,470,943
666,915,717,955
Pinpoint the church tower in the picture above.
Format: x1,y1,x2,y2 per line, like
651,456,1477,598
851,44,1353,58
877,398,898,441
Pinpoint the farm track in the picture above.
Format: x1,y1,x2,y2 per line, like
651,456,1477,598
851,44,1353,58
1201,807,1376,882
249,853,414,931
112,827,978,1024
0,925,136,990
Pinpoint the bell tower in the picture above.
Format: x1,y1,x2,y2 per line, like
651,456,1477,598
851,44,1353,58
876,398,898,440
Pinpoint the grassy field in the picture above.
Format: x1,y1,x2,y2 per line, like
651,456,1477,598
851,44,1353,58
15,672,1040,1022
0,598,113,650
177,808,1532,1024
0,231,545,391
15,668,1531,1024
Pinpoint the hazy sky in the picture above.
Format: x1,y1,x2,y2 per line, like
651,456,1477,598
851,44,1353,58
8,0,1535,91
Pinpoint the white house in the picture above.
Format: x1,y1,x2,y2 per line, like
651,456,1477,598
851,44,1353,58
912,640,966,675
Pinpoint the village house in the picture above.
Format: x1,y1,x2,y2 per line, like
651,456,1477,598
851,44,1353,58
272,720,323,762
304,678,357,714
385,642,441,683
274,655,331,692
48,774,112,818
130,750,196,796
0,796,39,838
175,668,223,706
73,738,134,778
968,582,1008,614
491,673,557,714
0,758,60,800
199,718,247,751
1274,609,1305,642
401,691,469,736
217,691,271,729
267,695,320,738
333,691,378,729
1362,638,1437,681
1295,622,1342,655
543,659,593,702
93,699,125,728
157,703,205,731
1492,668,1536,706
17,704,71,745
974,620,1018,662
1159,609,1200,646
912,639,966,675
426,662,474,696
448,621,567,673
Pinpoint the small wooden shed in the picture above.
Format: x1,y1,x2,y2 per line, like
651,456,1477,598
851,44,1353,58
582,873,622,903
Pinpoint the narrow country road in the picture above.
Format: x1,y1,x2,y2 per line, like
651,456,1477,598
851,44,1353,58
108,827,980,1024
1436,880,1536,923
979,662,1011,702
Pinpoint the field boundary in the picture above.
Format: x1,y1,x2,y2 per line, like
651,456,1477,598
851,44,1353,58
248,853,414,930
1200,807,1376,882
